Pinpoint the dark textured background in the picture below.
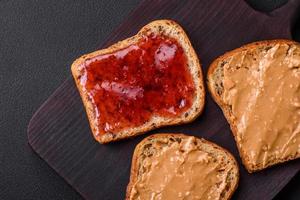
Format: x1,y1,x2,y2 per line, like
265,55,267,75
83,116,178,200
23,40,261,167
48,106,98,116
0,0,299,199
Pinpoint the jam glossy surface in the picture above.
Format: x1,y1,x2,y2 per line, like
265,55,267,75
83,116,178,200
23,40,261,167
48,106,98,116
80,34,195,135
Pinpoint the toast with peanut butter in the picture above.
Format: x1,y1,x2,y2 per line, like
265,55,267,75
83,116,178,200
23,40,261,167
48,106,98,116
207,40,300,172
71,20,205,143
126,134,239,200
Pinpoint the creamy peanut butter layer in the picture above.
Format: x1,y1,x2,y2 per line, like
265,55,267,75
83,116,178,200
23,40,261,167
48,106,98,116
222,43,300,168
129,137,232,200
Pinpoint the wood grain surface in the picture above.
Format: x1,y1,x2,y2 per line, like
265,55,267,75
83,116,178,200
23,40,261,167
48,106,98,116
28,0,300,199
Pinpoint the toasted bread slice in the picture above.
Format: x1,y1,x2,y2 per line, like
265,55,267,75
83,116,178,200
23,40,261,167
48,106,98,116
207,40,300,172
126,134,239,200
71,20,205,143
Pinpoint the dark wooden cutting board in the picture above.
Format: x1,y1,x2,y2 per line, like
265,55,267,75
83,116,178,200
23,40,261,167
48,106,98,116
28,0,300,199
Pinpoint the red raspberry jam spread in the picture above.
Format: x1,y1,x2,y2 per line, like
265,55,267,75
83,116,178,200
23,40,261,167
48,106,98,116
79,33,195,135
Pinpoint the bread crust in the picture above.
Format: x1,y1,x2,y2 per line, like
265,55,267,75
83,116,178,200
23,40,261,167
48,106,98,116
207,39,300,172
71,20,205,143
125,133,239,200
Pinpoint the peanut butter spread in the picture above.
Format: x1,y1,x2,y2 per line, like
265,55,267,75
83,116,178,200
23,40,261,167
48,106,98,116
129,137,231,200
222,43,300,167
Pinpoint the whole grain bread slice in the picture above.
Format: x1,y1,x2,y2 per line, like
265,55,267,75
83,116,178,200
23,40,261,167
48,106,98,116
207,39,300,172
126,133,239,200
71,20,205,143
